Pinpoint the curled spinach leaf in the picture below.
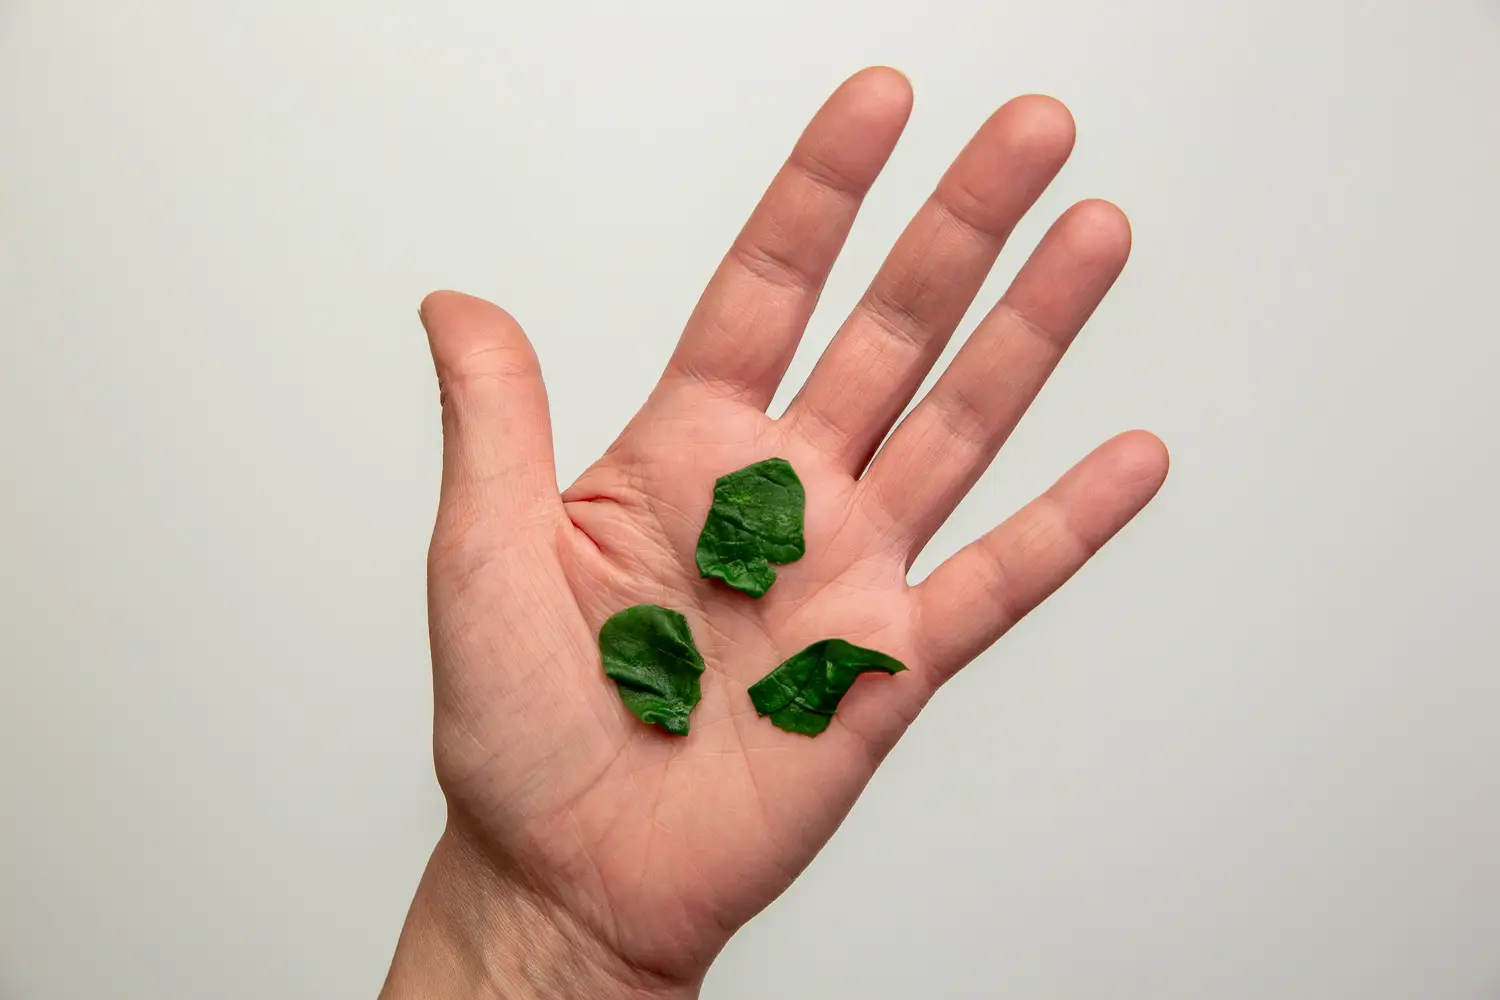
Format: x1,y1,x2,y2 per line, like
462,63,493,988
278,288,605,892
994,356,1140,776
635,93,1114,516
748,639,907,737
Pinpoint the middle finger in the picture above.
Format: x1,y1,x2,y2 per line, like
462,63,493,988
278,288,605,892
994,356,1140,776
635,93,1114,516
781,95,1075,474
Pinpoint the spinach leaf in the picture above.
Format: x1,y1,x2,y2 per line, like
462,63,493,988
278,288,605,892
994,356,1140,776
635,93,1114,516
695,457,805,598
748,639,907,736
599,604,705,736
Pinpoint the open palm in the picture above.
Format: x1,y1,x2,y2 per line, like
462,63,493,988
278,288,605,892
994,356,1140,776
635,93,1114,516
411,68,1167,995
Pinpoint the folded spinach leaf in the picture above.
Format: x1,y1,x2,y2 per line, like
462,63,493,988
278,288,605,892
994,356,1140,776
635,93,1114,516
599,604,705,736
748,639,907,737
695,457,805,598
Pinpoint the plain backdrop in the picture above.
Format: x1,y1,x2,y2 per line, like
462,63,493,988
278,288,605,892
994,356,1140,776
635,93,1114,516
2,1,1498,997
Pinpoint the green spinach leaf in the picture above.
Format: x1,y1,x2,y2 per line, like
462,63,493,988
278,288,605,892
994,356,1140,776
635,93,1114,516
695,457,805,598
599,604,705,736
748,639,907,737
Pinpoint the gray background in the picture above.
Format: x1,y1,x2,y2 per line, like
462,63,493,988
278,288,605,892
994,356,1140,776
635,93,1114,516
2,1,1498,997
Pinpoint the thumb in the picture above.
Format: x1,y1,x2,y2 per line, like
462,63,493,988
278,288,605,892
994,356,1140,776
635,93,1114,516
419,290,558,523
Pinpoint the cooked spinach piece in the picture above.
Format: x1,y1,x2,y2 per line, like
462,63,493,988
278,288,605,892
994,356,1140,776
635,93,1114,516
695,457,805,598
599,604,705,736
748,638,907,737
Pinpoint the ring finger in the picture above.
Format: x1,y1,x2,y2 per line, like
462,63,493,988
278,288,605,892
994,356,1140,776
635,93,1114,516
860,199,1134,557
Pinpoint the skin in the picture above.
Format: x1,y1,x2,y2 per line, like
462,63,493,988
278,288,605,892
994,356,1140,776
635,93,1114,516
381,66,1170,1000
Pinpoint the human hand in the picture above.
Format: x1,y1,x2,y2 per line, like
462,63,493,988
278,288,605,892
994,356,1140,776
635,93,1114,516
381,67,1168,999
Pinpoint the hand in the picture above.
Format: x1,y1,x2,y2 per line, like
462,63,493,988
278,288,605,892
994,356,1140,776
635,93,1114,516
381,66,1168,999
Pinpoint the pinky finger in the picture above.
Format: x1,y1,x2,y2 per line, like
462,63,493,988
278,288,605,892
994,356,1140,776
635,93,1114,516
914,430,1169,680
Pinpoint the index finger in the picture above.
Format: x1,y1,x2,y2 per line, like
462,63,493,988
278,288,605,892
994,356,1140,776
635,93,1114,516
662,67,912,408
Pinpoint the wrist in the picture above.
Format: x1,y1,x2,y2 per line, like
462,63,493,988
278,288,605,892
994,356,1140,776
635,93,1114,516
381,823,698,1000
